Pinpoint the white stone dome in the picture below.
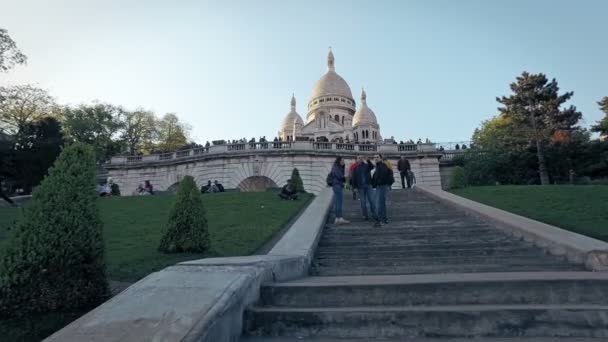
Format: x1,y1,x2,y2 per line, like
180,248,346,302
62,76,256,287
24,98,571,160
280,95,304,132
310,49,353,101
352,89,378,127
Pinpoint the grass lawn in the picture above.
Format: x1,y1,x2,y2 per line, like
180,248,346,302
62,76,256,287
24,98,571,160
0,191,312,341
451,185,608,241
0,191,312,282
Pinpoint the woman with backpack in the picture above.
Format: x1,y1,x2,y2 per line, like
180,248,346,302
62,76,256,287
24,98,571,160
328,156,350,225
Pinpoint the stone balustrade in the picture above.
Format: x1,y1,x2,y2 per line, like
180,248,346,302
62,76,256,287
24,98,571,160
109,142,438,166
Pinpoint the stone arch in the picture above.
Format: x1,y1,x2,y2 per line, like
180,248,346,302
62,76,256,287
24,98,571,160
237,176,278,192
166,182,180,194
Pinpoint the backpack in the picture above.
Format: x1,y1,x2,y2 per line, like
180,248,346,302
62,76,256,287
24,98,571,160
326,172,333,187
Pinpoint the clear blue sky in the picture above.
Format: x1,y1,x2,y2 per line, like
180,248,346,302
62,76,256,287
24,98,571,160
1,0,607,143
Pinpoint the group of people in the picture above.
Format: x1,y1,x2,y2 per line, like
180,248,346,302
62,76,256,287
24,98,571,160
134,180,154,196
201,180,225,193
329,155,415,227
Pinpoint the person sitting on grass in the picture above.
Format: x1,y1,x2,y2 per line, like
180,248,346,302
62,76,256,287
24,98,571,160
279,179,298,200
214,180,225,192
201,180,211,193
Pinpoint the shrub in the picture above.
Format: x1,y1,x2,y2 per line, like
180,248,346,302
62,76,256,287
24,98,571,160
449,166,466,189
0,142,109,319
159,176,209,253
290,168,305,193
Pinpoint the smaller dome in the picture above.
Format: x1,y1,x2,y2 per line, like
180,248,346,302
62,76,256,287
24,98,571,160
280,94,304,133
352,89,378,127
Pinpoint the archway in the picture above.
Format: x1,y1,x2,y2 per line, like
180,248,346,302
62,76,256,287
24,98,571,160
166,182,180,194
238,176,278,192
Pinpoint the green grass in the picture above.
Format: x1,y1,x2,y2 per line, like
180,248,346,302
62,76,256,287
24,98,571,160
0,191,312,282
451,185,608,241
0,191,312,341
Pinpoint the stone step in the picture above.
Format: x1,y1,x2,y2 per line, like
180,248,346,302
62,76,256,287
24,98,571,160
317,236,517,248
322,223,492,234
316,246,543,259
260,272,608,308
326,218,491,227
242,337,606,342
313,255,571,268
316,241,534,253
319,230,508,242
311,263,582,276
244,304,608,339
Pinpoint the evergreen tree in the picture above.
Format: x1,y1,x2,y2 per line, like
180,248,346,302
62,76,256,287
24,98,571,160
159,176,209,253
591,97,608,138
290,168,305,193
497,72,581,185
0,142,109,318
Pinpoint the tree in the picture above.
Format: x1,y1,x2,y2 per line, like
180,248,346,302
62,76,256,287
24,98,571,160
290,168,305,193
62,103,124,162
0,28,27,73
0,85,56,135
155,113,189,153
120,108,157,155
472,115,530,151
591,97,608,139
12,117,64,192
0,142,109,319
159,176,209,253
497,72,582,185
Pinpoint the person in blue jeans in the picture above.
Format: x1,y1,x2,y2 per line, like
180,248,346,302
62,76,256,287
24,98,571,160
352,156,381,227
372,154,394,224
330,156,350,225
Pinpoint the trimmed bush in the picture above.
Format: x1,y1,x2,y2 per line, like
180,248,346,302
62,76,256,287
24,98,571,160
158,176,210,253
290,168,305,193
449,166,466,189
0,142,109,319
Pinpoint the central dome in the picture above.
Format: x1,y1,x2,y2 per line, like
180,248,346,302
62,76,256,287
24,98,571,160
309,49,354,101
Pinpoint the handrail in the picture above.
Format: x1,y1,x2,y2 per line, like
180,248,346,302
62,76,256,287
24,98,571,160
110,142,439,165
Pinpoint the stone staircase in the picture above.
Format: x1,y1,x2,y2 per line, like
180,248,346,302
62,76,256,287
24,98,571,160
242,190,608,341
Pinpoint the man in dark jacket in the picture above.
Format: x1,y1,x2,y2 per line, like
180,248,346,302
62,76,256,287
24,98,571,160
397,156,412,189
372,154,394,224
352,156,380,226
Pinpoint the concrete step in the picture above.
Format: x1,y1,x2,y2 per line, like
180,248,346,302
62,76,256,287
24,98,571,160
260,272,608,308
243,337,606,342
315,241,536,253
319,230,508,242
322,223,492,234
244,304,608,339
316,246,544,259
313,255,568,268
317,236,517,248
311,263,583,276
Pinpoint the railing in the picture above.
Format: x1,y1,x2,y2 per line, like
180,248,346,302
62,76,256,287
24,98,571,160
110,142,440,165
126,156,142,163
313,142,332,150
159,153,174,161
435,141,473,151
176,150,191,158
398,144,417,152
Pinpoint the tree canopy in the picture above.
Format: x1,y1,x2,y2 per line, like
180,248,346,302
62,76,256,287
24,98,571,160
0,28,27,73
496,72,582,185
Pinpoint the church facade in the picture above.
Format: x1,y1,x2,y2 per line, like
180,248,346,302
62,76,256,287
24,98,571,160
278,49,381,144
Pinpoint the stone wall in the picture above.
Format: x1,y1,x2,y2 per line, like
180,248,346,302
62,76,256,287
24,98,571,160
108,153,442,195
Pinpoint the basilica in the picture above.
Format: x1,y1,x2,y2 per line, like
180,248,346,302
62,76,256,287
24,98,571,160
278,49,382,143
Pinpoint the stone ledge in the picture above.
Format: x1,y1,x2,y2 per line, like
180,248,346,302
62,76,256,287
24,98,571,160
416,186,608,271
45,188,334,342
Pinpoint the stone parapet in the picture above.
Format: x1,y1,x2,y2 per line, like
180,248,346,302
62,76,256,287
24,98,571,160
416,186,608,271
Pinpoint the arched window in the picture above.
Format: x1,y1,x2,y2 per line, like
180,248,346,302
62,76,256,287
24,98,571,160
341,116,344,125
334,115,339,122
